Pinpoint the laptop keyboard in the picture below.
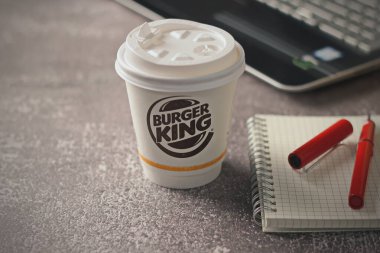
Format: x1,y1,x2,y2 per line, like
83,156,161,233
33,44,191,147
256,0,380,53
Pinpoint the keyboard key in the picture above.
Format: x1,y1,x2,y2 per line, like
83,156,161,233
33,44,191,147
347,2,363,12
304,3,333,21
325,2,348,16
304,17,318,26
364,8,377,19
333,0,346,5
358,42,371,52
348,24,360,34
349,13,362,23
278,3,292,14
288,0,301,7
291,12,303,20
279,3,293,13
266,0,279,9
357,0,377,8
333,17,346,28
295,7,313,19
362,18,376,29
319,24,344,39
361,30,375,40
309,0,322,5
344,36,358,46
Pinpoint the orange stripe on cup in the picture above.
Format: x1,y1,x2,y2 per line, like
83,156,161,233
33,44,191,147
139,150,227,172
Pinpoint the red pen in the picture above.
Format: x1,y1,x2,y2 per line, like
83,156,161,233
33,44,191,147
288,119,353,170
349,115,376,210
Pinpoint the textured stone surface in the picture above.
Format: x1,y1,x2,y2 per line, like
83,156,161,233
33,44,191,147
1,0,380,252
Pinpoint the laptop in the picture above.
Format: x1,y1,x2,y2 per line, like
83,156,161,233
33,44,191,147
115,0,380,92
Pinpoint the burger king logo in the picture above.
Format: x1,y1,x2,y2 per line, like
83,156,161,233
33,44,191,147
147,96,213,158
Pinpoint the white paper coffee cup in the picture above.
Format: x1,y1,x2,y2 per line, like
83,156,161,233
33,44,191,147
115,19,245,188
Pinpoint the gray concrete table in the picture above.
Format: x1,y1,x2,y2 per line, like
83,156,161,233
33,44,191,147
1,0,380,252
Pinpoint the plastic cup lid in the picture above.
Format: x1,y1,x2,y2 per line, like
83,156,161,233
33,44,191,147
115,19,245,92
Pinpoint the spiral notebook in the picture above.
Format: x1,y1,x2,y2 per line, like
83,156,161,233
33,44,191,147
247,115,380,232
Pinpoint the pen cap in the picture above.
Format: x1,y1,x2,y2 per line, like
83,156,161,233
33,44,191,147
288,119,353,170
359,119,375,143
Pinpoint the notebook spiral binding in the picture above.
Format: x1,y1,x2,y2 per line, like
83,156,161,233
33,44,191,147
247,116,277,226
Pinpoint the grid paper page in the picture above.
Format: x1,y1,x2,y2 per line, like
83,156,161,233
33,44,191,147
258,115,380,231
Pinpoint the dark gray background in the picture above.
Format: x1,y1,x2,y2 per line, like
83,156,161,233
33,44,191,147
1,0,380,252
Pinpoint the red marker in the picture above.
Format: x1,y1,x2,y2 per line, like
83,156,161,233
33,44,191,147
349,115,376,209
288,119,353,170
